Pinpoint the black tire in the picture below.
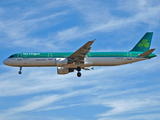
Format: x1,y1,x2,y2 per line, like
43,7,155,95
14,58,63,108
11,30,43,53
18,71,22,74
77,72,81,77
77,66,81,71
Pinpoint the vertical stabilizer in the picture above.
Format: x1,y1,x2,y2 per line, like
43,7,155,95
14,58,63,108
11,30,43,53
130,32,153,52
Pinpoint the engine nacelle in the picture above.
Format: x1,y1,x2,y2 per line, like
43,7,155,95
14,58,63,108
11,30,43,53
56,58,68,66
57,67,74,75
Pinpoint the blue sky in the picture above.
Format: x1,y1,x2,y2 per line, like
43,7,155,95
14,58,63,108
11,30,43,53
0,0,160,120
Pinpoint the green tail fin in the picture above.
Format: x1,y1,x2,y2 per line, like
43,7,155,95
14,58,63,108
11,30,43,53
130,32,153,52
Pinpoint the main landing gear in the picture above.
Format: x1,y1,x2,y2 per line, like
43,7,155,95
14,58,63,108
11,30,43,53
77,66,81,77
18,67,22,74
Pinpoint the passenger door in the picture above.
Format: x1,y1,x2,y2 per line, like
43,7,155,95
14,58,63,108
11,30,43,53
127,52,132,60
48,53,52,60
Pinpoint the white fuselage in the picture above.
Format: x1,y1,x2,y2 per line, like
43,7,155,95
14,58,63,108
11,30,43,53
3,57,147,68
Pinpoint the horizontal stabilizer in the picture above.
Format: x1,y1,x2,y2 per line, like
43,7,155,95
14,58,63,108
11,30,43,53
138,49,155,57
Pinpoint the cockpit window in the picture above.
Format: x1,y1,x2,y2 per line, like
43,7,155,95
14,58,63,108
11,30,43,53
9,55,14,58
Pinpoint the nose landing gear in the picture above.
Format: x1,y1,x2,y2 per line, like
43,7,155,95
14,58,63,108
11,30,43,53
77,66,81,77
18,67,22,74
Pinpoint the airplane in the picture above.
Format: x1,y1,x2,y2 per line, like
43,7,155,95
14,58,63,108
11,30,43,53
3,32,156,77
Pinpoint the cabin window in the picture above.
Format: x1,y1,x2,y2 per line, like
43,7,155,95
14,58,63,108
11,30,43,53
9,55,14,58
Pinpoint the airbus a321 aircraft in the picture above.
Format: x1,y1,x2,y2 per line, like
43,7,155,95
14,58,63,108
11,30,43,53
3,32,156,77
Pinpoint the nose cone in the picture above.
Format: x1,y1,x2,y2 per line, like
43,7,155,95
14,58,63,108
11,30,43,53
3,59,9,65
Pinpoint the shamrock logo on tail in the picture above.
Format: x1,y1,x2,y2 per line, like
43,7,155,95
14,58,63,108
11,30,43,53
138,39,149,49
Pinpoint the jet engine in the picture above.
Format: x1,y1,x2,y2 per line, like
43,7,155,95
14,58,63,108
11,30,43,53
55,58,73,66
57,67,74,75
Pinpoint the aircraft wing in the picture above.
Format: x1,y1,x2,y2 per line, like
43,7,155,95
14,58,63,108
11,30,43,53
68,39,95,63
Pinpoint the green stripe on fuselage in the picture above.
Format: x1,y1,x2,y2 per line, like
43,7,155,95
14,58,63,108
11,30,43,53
9,52,156,59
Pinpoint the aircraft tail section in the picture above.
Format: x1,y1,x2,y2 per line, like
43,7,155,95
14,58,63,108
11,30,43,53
130,32,153,52
138,49,155,57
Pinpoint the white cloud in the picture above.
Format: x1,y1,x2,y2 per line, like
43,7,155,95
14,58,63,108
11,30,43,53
8,94,61,114
37,103,82,111
0,56,159,120
1,0,160,51
43,0,160,48
0,1,70,51
0,55,159,97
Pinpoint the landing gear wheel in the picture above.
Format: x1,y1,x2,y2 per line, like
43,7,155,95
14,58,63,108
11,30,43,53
77,66,81,71
77,72,81,77
18,67,22,75
18,71,22,74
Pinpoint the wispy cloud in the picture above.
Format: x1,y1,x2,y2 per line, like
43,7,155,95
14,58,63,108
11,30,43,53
0,56,159,97
1,0,160,51
0,1,70,51
0,56,160,120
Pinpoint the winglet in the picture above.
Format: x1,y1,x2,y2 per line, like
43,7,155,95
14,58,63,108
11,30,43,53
138,49,155,57
92,39,96,42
